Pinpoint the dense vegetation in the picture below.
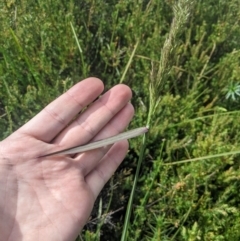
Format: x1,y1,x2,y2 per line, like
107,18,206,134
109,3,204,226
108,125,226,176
1,0,240,240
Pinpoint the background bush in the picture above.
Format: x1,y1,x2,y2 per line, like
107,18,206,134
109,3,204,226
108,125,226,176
1,0,240,240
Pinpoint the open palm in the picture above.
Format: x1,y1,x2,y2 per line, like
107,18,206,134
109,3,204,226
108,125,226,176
0,78,134,241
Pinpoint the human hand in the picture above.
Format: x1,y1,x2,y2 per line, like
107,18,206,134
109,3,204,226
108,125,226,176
0,77,134,241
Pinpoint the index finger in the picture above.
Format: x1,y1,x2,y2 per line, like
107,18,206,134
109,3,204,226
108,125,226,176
19,78,104,142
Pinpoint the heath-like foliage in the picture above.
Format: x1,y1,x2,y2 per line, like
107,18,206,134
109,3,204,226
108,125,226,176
1,0,240,240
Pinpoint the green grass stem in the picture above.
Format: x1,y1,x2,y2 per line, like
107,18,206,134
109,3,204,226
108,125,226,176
120,133,147,241
164,149,240,165
70,22,87,78
119,40,139,84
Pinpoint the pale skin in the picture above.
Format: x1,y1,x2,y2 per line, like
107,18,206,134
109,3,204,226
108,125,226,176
0,77,134,241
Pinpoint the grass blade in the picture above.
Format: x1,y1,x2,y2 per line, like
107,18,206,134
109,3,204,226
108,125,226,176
40,127,148,157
